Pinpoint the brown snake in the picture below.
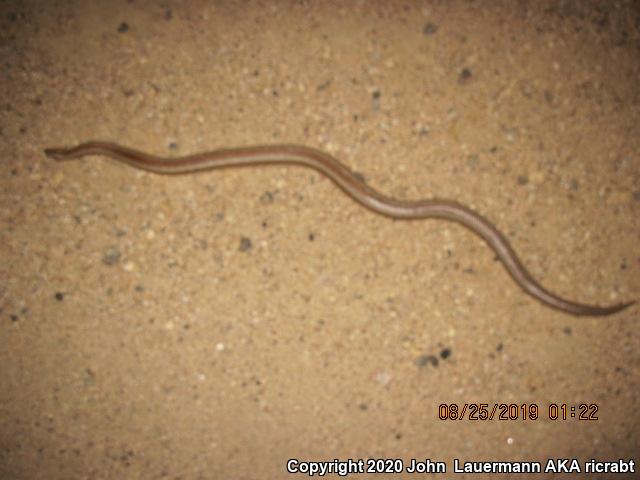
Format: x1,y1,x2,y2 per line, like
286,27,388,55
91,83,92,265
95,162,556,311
45,141,634,316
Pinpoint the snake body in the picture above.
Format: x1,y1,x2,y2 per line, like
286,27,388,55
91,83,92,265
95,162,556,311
45,141,633,316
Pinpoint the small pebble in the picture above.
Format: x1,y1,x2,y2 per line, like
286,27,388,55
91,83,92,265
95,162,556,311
423,22,438,35
260,191,275,204
102,247,121,265
569,179,579,191
415,354,439,367
239,237,252,252
458,68,472,84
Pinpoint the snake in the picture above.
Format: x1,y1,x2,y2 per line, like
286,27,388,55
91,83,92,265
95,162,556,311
44,141,634,316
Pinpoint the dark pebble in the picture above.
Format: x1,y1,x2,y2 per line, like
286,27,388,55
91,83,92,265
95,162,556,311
415,354,439,367
239,237,252,252
458,68,472,84
423,22,438,35
569,179,579,191
316,79,332,91
260,191,275,204
353,171,366,183
102,247,121,265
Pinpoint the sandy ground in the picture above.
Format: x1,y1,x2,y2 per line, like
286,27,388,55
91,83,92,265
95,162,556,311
1,1,639,478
